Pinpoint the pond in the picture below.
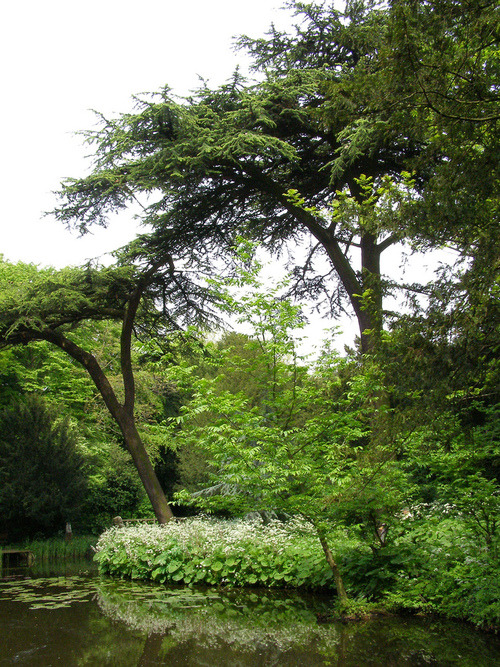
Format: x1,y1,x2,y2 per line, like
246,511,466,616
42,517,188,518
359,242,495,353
0,561,499,666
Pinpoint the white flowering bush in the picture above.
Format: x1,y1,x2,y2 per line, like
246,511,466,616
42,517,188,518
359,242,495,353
94,516,336,589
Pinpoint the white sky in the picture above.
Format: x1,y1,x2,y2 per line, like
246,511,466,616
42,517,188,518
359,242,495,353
1,0,292,268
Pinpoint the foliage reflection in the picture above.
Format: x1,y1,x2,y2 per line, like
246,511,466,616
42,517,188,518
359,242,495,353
1,574,499,665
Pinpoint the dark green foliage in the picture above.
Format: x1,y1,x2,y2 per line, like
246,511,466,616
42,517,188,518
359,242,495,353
78,446,144,535
383,512,500,630
345,0,500,256
153,446,180,499
0,349,23,407
340,543,411,600
0,396,88,540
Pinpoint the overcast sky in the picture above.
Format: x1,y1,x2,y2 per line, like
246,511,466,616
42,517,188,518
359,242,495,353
1,0,293,268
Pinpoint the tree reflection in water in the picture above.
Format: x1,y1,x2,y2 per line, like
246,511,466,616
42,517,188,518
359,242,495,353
0,572,499,665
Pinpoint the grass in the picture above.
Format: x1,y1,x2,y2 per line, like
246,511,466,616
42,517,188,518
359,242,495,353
4,535,96,563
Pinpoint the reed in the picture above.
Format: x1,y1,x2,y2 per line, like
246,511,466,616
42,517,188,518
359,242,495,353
16,536,96,563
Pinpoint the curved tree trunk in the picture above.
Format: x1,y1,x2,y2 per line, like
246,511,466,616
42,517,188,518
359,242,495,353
38,328,175,524
117,410,175,523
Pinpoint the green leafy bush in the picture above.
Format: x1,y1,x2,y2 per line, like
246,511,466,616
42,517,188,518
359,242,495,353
383,511,500,629
94,517,337,590
78,445,145,535
340,543,413,600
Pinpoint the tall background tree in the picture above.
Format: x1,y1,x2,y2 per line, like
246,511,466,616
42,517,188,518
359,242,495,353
53,0,469,354
0,396,87,540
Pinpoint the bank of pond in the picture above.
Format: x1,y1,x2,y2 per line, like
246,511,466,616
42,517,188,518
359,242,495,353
1,516,499,664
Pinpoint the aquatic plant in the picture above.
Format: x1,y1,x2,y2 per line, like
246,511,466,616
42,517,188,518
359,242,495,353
16,536,95,563
0,575,96,609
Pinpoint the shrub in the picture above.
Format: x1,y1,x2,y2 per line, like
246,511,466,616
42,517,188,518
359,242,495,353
78,445,144,535
383,511,500,629
0,395,88,540
94,517,336,590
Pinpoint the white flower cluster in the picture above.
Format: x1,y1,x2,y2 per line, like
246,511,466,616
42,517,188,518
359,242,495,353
95,515,316,564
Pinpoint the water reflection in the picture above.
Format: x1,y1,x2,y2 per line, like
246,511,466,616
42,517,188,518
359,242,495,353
96,581,338,664
0,566,499,666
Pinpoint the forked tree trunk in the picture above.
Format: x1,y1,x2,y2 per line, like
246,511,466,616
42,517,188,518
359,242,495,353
39,328,175,524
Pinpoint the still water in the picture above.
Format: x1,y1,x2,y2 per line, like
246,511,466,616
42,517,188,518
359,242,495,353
0,562,499,666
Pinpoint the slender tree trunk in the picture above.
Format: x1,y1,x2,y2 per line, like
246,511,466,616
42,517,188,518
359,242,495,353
318,533,348,604
359,231,383,355
38,329,175,524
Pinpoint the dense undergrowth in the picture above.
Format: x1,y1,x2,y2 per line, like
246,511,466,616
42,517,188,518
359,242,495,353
95,515,500,630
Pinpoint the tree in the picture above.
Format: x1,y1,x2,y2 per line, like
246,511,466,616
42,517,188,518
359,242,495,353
354,0,499,258
52,1,498,357
381,0,499,126
0,395,87,540
0,256,218,523
380,245,500,509
51,1,449,356
168,268,416,602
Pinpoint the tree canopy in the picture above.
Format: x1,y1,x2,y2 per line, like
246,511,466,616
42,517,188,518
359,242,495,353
51,0,498,354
